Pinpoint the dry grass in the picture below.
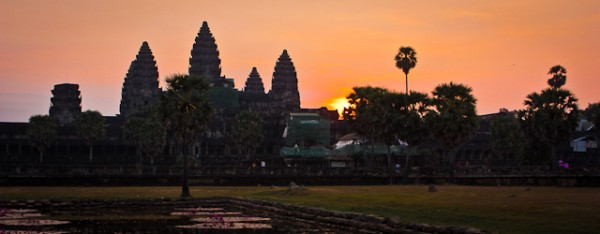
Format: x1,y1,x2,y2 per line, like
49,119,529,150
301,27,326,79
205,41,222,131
1,185,599,234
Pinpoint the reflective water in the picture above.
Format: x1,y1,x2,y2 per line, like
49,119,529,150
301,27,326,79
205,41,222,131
0,201,336,233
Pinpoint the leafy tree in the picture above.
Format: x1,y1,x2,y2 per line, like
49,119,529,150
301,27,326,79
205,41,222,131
347,88,427,184
77,110,105,162
124,109,166,165
26,115,57,163
490,110,525,166
395,91,431,184
160,74,212,198
519,86,578,167
428,82,479,181
232,111,264,164
344,86,390,169
395,46,417,93
369,91,402,184
547,65,567,89
582,102,600,165
583,102,600,128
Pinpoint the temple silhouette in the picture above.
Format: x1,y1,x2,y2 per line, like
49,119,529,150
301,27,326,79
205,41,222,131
0,22,595,185
114,21,336,161
8,21,339,166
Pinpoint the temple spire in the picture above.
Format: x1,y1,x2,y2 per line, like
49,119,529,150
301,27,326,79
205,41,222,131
189,21,222,84
119,41,161,116
244,67,265,94
269,49,300,112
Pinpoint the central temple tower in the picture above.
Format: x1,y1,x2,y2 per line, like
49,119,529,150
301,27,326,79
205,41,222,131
189,21,232,87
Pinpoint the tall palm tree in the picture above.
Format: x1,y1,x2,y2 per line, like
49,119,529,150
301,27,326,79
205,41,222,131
27,115,57,163
395,46,417,94
77,110,105,162
160,74,212,198
547,65,567,89
428,82,479,181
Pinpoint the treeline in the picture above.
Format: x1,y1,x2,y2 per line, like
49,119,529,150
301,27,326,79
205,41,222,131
345,52,599,184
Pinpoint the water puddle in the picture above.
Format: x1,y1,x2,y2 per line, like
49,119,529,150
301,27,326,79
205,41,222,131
0,200,336,233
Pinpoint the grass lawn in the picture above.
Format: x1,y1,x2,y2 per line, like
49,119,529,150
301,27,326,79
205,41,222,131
1,185,599,234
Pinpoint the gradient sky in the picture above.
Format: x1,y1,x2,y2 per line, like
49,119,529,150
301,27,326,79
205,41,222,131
1,0,599,122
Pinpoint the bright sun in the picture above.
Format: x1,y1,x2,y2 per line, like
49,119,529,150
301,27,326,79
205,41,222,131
328,97,350,119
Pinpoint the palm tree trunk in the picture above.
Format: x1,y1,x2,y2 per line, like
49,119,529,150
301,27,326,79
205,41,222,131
405,73,409,94
402,147,411,184
387,145,394,184
89,144,93,162
180,145,191,198
449,148,456,183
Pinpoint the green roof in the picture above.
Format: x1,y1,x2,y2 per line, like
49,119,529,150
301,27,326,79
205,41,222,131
332,144,405,157
281,146,330,158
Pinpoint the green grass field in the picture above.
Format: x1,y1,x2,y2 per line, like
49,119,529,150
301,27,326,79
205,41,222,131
1,185,598,234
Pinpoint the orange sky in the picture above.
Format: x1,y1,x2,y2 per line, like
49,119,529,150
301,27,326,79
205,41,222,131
1,0,599,121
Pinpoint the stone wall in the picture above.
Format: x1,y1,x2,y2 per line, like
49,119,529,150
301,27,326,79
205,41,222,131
222,197,489,234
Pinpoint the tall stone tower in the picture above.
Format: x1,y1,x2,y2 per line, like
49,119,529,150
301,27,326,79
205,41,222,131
119,41,161,116
49,83,82,125
244,67,265,94
269,49,301,112
189,21,232,87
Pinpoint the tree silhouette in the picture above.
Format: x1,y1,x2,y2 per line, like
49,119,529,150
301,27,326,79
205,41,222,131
395,46,417,94
344,86,389,170
583,102,600,128
547,65,567,89
520,88,578,167
27,115,57,163
232,111,264,165
369,91,402,184
491,110,525,166
160,74,212,198
77,110,105,162
428,82,479,181
124,109,166,165
395,91,431,184
520,65,579,168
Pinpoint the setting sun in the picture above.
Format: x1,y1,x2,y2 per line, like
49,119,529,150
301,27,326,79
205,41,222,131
328,97,350,119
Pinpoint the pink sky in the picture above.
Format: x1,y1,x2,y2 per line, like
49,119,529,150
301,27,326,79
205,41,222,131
1,0,599,121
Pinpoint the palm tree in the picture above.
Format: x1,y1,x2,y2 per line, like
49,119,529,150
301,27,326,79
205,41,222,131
160,74,212,198
395,46,417,93
428,82,479,181
520,87,578,168
27,115,57,163
77,110,105,162
547,65,567,89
